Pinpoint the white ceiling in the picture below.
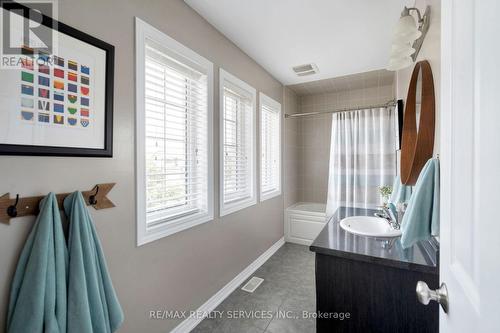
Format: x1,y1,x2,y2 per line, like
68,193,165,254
288,69,394,96
184,0,407,85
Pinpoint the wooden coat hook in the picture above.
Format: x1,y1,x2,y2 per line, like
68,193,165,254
0,183,116,224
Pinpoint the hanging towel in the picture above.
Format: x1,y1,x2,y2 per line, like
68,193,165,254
64,191,124,333
387,175,413,217
400,158,440,249
389,175,413,205
6,193,68,333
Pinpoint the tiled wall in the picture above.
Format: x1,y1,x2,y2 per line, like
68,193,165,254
297,112,331,203
283,87,300,208
299,84,394,114
293,84,395,204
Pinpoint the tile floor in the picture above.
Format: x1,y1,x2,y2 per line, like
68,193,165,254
192,243,316,333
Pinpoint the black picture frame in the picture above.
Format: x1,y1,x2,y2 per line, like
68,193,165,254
0,1,114,157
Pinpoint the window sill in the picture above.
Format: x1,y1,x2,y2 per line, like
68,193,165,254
260,189,281,202
220,197,257,217
137,211,213,246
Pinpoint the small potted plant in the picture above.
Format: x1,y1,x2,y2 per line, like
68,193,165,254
379,186,393,208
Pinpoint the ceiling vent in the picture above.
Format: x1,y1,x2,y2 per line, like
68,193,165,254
292,63,319,76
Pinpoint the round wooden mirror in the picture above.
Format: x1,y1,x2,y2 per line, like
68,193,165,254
400,60,435,185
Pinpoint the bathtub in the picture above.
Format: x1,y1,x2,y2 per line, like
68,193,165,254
285,202,327,245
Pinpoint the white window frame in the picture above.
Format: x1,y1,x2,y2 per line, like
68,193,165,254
259,92,282,202
135,17,214,246
219,69,257,216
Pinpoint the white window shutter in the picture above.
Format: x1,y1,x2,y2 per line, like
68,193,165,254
136,18,213,245
260,93,281,201
219,69,257,216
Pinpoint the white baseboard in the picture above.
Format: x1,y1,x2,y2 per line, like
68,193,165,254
284,236,312,246
170,237,285,333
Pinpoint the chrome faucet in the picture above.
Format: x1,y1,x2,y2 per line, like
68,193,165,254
374,205,401,230
396,202,408,227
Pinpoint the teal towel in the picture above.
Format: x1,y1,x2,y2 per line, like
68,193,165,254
64,191,124,333
389,175,413,205
387,175,413,217
400,158,440,248
7,193,68,333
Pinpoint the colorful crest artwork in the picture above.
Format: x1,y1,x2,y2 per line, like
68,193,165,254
0,4,114,157
13,50,96,135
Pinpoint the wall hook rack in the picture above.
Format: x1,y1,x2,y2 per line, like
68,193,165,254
0,183,116,224
88,185,100,206
6,194,20,218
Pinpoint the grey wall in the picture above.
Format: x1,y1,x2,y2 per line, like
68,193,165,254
0,0,284,332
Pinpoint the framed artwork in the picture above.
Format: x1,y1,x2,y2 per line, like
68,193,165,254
0,2,114,157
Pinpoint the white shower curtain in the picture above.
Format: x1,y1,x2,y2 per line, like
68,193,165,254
325,107,397,218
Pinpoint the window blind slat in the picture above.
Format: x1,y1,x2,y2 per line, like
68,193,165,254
222,85,254,206
144,41,209,225
260,98,281,196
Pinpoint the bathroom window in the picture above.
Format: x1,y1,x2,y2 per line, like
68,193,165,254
219,69,257,216
259,93,281,201
136,18,214,245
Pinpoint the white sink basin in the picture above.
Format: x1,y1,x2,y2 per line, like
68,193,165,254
340,216,402,238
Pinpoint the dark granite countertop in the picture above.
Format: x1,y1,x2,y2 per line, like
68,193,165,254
309,207,439,274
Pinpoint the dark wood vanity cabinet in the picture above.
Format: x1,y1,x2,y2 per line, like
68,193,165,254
310,207,440,333
314,253,439,333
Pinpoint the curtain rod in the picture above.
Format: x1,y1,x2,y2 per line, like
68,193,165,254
284,99,397,119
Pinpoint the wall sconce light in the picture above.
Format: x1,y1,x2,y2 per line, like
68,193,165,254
387,6,431,71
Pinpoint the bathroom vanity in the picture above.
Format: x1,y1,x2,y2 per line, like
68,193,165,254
310,207,439,333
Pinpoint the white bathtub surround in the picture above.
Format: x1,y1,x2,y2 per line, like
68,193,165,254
326,107,398,218
285,202,327,245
